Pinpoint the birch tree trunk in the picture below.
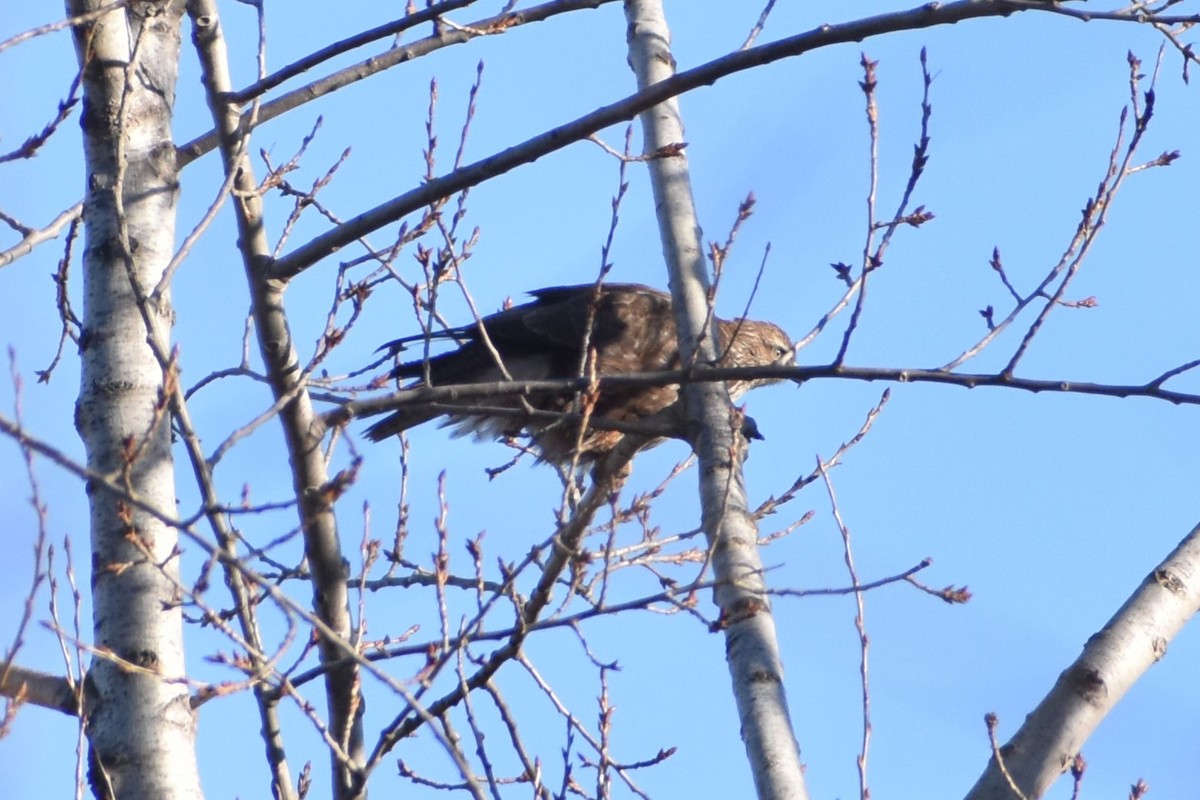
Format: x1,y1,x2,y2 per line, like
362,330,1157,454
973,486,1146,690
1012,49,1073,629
966,523,1200,799
69,1,204,798
623,2,809,798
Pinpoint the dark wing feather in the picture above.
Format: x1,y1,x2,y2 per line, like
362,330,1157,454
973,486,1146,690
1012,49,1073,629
383,284,673,383
519,283,668,351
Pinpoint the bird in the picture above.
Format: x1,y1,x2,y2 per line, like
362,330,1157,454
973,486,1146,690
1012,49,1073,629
364,283,794,464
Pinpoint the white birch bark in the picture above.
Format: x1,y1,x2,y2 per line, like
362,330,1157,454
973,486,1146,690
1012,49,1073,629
623,3,809,798
69,1,204,798
966,523,1200,799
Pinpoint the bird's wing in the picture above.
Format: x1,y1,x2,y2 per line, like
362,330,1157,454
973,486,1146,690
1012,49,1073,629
379,284,668,355
521,284,670,352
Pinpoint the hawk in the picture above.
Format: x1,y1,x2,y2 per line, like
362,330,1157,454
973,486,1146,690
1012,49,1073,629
365,283,793,464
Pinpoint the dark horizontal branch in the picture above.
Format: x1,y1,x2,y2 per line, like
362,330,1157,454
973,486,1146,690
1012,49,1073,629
823,364,1200,405
356,569,504,594
270,0,1197,281
329,366,799,424
269,0,1161,280
330,361,1200,431
229,0,478,104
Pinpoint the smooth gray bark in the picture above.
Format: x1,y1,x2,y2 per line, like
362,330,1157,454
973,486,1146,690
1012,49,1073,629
187,3,364,797
623,2,809,798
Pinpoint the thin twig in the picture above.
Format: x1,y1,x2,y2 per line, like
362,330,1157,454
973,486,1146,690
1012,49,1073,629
818,460,872,800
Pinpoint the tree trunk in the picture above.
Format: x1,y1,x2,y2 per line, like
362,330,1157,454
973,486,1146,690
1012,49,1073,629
965,523,1200,799
70,1,204,798
623,2,809,798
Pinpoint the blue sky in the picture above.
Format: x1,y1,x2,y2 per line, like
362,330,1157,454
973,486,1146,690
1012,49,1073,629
2,2,1198,798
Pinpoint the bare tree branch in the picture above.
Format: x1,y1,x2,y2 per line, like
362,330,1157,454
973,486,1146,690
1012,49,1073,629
269,0,1192,280
176,0,619,167
187,3,364,796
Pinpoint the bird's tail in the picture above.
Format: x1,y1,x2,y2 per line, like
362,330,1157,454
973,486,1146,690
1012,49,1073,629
363,408,440,441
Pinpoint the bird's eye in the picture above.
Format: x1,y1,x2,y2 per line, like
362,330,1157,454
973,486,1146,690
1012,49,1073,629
774,346,788,359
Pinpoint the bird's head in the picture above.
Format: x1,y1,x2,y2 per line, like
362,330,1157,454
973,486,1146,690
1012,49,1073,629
717,319,795,399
